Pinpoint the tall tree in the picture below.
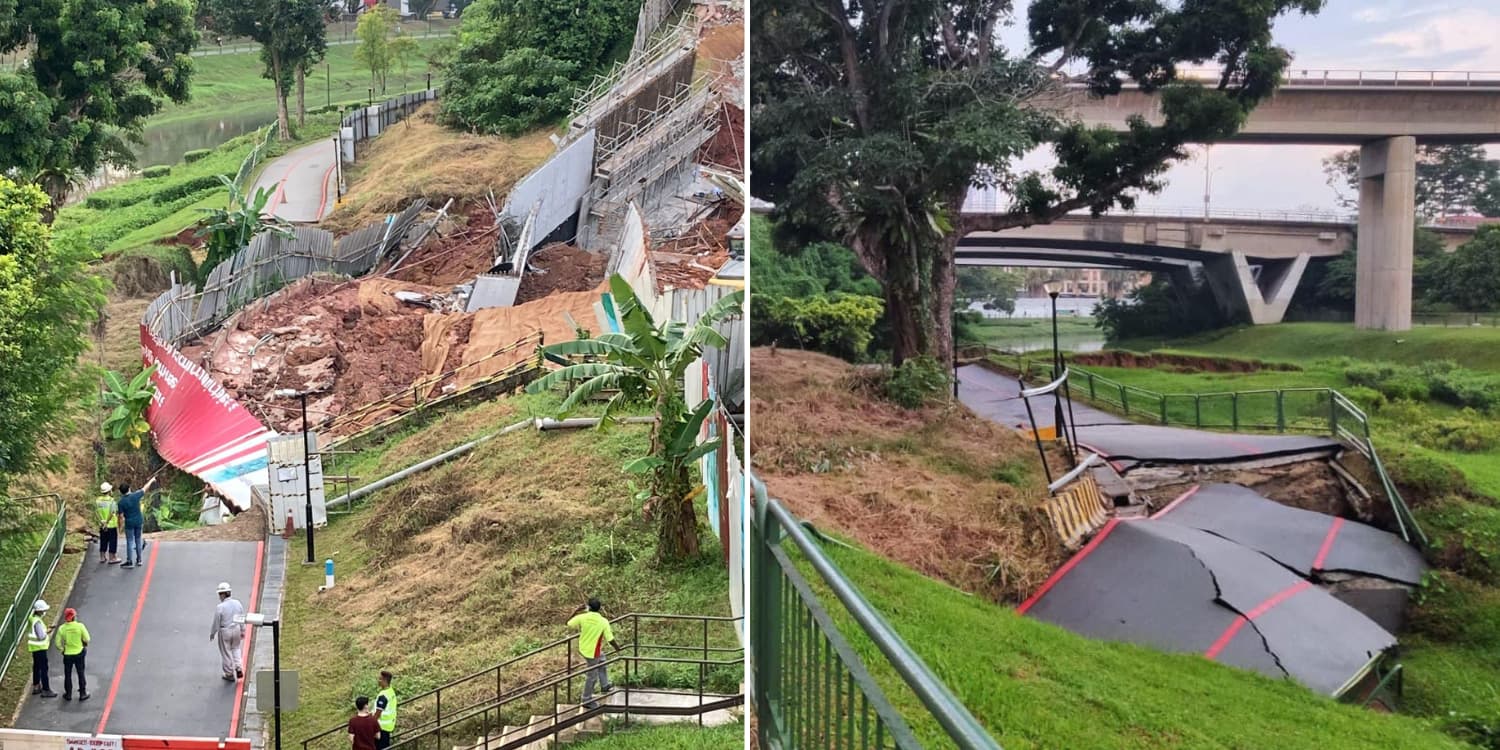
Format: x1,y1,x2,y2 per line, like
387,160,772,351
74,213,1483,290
752,0,1323,366
0,0,196,214
0,176,107,494
1323,144,1500,220
205,0,327,140
355,5,398,94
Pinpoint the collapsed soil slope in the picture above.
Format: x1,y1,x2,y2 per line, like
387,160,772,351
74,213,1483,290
750,347,1064,601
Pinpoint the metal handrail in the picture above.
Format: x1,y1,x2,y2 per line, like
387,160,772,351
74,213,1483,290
0,494,67,684
299,613,743,750
753,479,1002,749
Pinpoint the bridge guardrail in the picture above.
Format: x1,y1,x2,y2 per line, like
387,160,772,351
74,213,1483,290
1007,358,1425,546
752,478,1001,749
0,494,67,684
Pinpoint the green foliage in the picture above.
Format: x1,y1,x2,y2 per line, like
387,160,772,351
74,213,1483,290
203,0,327,135
749,216,881,300
756,294,883,362
1408,409,1500,453
1419,498,1500,586
353,6,401,94
1095,278,1234,343
182,149,212,164
882,356,951,409
0,0,197,209
1294,229,1452,315
0,177,107,494
1425,225,1500,312
1380,444,1471,500
1344,359,1500,410
100,365,158,449
956,268,1022,314
526,274,744,562
152,175,231,206
752,0,1323,363
141,166,172,179
438,0,635,134
1324,144,1500,220
438,48,577,135
195,175,295,283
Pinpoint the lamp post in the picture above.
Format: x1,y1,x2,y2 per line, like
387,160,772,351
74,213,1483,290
242,613,281,750
1043,280,1065,446
273,389,315,564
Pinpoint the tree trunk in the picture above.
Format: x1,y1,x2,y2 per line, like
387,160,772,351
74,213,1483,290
271,52,292,141
656,464,700,561
296,66,306,127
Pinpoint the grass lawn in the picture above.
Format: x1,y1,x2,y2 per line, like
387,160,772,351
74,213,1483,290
786,537,1466,749
278,391,738,750
965,316,1101,351
572,722,742,748
0,536,85,728
153,39,450,126
1118,322,1500,373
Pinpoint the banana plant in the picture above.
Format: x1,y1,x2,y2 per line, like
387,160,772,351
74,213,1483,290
194,175,294,284
526,274,744,561
101,365,158,449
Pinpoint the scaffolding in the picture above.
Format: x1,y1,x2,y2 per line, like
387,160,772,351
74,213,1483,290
565,19,697,143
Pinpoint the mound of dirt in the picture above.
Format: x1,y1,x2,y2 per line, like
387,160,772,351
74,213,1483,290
388,202,500,287
750,347,1064,602
699,103,743,172
1071,351,1299,373
514,244,605,304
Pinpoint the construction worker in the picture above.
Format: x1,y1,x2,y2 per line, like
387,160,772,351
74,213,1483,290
210,582,245,681
28,599,56,698
373,671,397,750
56,608,90,701
96,482,120,564
566,598,621,710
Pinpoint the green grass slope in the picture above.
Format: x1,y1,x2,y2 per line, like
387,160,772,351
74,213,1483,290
797,539,1468,749
279,391,738,748
1119,322,1500,372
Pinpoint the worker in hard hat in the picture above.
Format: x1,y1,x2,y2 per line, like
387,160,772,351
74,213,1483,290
96,482,120,564
56,608,90,701
209,582,246,681
28,599,56,698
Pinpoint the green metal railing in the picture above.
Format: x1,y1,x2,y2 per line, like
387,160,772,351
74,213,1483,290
1010,359,1425,546
0,494,68,684
752,479,1001,749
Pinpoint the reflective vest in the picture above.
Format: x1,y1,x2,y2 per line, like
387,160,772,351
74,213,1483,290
96,495,117,529
26,615,49,652
376,687,398,732
56,621,89,656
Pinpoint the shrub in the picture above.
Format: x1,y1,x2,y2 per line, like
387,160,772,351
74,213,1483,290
755,293,883,361
1418,498,1500,585
883,356,951,409
141,165,171,178
439,48,577,136
1339,385,1386,412
182,149,212,163
1409,409,1500,453
152,174,228,205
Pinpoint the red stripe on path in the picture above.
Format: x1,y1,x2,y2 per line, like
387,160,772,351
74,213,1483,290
97,542,161,734
1204,580,1312,660
1151,485,1201,519
1017,519,1121,615
1312,517,1344,570
228,540,266,737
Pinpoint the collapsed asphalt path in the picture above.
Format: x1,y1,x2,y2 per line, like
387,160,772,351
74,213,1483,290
253,138,338,223
16,540,263,737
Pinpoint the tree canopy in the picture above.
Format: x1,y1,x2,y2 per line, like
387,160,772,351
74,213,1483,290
1323,145,1500,220
0,176,106,494
438,0,636,135
0,0,197,212
752,0,1324,365
203,0,327,140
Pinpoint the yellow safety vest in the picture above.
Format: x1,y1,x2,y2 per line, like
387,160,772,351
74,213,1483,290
376,687,398,732
26,615,49,652
96,495,118,529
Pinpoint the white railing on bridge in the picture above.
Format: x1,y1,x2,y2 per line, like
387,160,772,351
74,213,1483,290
1170,67,1500,88
960,194,1355,225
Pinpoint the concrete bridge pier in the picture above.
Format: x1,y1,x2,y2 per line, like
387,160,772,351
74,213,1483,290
1356,136,1417,331
1201,251,1311,325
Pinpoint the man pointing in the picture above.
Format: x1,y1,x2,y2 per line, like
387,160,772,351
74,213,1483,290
210,582,245,681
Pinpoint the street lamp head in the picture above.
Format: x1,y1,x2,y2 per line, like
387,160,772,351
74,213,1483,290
243,612,267,626
273,389,301,398
1043,280,1063,298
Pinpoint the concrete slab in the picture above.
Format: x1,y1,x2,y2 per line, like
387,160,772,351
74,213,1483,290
17,541,264,737
600,690,740,728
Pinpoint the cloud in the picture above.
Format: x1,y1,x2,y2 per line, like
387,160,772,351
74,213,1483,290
1370,8,1500,68
1352,1,1452,25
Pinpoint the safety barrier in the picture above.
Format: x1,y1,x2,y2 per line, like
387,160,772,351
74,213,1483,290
1043,457,1110,549
299,613,743,750
340,90,438,162
751,479,1000,749
0,494,67,685
233,123,280,191
0,729,252,750
1010,358,1426,546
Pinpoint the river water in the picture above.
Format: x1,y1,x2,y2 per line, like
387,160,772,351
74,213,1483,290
134,107,280,168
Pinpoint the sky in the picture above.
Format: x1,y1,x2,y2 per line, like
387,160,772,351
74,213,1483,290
990,0,1500,214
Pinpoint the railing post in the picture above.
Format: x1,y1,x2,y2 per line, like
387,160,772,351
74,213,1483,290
1120,384,1128,415
1276,391,1286,433
751,484,784,744
1087,372,1096,399
1232,393,1239,432
1159,394,1168,425
1194,395,1202,428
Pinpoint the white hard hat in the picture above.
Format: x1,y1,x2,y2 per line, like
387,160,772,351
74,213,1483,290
33,599,49,612
216,582,232,594
100,482,112,493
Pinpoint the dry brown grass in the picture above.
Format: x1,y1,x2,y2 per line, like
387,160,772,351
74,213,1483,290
323,103,555,234
750,347,1064,602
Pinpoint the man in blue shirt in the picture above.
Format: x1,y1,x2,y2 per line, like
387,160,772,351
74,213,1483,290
117,477,157,569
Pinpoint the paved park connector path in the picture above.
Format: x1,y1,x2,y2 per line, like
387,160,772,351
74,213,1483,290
16,540,263,737
254,139,338,224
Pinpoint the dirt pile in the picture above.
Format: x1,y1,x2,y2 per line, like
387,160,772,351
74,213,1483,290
388,202,500,287
750,347,1063,602
515,244,605,304
649,206,740,292
699,103,744,173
